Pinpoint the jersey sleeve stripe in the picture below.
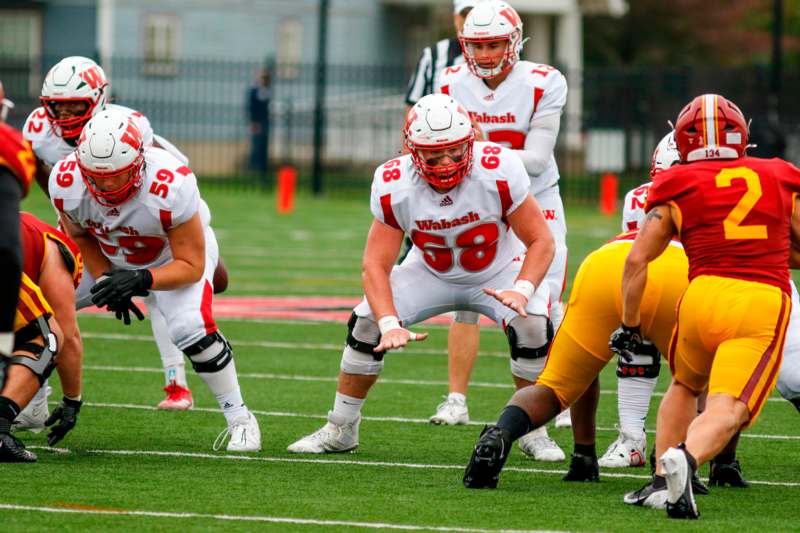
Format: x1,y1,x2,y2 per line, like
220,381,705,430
379,194,401,230
496,180,513,219
53,198,64,212
175,165,192,176
159,209,172,232
533,87,544,114
440,85,450,95
741,290,790,404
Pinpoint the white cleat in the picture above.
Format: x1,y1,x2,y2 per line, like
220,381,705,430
661,446,699,519
12,385,52,433
518,426,565,462
554,408,572,428
599,428,647,468
214,411,261,452
287,412,359,454
429,397,469,425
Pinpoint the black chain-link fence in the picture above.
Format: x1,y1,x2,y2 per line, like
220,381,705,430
3,54,799,201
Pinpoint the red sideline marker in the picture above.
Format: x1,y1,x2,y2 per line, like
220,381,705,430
600,173,618,216
277,165,296,214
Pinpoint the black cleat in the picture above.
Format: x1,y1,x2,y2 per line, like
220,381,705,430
623,477,667,508
692,472,710,495
0,433,37,463
463,425,510,489
563,453,599,482
791,398,800,414
661,447,699,519
709,458,749,488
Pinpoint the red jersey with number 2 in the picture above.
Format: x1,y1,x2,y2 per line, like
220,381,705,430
646,156,800,293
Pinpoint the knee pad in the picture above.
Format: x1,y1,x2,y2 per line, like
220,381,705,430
510,356,546,382
616,343,661,379
182,331,232,373
341,346,385,375
454,311,480,325
11,315,58,385
506,315,553,361
346,313,384,359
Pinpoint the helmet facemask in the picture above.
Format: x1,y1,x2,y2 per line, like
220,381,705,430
41,96,99,140
408,135,475,190
460,32,522,79
79,156,145,207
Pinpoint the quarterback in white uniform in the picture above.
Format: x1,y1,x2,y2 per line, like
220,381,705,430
50,109,260,451
287,94,555,454
430,0,569,460
22,56,220,417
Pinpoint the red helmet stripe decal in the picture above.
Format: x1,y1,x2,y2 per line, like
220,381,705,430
703,94,717,146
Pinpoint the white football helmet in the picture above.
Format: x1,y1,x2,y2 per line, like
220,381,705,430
77,109,145,206
649,131,680,177
405,94,475,190
0,80,13,123
41,56,109,140
459,0,523,79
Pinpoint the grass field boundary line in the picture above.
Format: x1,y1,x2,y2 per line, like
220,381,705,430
69,401,800,441
26,447,800,488
0,503,557,532
80,362,789,405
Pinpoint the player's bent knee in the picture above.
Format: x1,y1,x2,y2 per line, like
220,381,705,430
616,344,661,379
454,311,480,325
10,315,59,385
346,313,384,358
182,331,232,373
506,315,553,381
341,346,384,375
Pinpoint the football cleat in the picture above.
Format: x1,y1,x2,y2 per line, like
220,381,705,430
0,433,37,463
599,429,646,468
213,411,261,452
429,396,469,425
157,380,194,411
692,473,710,495
554,408,572,428
463,425,510,489
518,426,565,462
287,412,359,454
563,453,600,482
623,477,668,509
709,458,749,488
660,446,699,519
12,386,51,433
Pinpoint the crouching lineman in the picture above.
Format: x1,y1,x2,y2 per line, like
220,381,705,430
287,94,555,453
50,109,260,451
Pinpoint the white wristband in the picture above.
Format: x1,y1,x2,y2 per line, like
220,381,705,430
378,315,402,335
510,280,535,301
0,332,12,356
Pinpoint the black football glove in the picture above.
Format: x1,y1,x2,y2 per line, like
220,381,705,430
109,298,146,326
609,324,648,363
91,269,153,308
45,397,82,446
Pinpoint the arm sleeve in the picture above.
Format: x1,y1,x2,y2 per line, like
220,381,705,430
405,47,432,106
514,113,560,177
0,168,22,333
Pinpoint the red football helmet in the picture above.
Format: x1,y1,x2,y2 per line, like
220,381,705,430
673,94,748,162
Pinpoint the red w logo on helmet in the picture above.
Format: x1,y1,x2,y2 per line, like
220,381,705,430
79,66,105,90
120,119,143,150
499,7,521,27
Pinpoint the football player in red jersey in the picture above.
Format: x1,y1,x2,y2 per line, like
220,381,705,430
613,94,800,519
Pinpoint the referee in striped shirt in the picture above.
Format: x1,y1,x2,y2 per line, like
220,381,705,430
405,0,479,109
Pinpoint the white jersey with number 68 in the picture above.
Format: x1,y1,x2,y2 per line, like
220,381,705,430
371,141,531,285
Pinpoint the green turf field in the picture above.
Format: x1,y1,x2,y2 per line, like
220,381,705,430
7,188,798,532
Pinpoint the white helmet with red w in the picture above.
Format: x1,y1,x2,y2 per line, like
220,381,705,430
459,0,524,79
405,94,475,190
649,131,680,177
41,56,109,140
77,109,145,206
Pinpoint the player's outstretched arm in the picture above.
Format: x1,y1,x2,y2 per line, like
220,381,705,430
362,219,427,351
153,212,206,290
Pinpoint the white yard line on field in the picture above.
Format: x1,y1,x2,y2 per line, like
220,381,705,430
25,446,800,488
0,503,558,532
64,400,800,441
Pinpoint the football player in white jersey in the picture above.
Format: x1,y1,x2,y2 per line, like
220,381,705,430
431,0,569,460
287,94,556,454
23,56,225,416
50,109,260,451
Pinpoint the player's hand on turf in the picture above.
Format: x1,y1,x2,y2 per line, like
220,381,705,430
609,324,647,362
45,397,82,446
375,328,428,352
109,298,146,326
91,269,153,308
483,287,529,317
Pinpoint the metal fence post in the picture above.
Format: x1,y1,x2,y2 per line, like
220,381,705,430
312,0,330,195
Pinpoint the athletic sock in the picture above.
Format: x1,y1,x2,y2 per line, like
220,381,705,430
496,405,531,443
0,396,21,434
447,392,466,404
574,442,596,458
216,387,248,424
333,392,364,422
618,375,657,439
164,362,188,388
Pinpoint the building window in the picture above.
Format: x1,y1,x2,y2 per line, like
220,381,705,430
277,19,302,79
143,13,180,76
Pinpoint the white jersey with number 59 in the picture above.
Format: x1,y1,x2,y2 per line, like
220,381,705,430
49,147,200,271
436,61,567,196
371,141,530,285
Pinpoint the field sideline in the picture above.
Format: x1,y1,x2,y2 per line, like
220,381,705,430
6,188,798,532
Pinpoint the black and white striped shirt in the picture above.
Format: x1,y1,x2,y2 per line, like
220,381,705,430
405,37,464,106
